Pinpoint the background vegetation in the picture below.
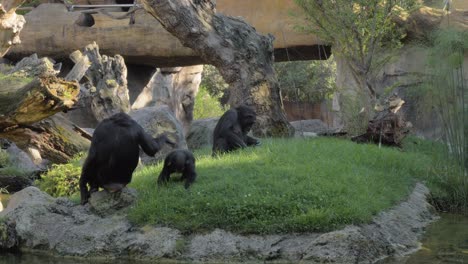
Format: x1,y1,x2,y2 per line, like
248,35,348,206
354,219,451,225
407,28,468,212
193,85,227,120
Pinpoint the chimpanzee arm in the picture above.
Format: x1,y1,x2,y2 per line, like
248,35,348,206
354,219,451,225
226,130,248,148
245,135,260,146
183,160,197,189
138,130,161,156
80,150,97,205
137,122,176,157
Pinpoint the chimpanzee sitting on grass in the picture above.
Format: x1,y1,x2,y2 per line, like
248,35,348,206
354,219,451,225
79,112,175,205
157,149,197,189
212,104,260,156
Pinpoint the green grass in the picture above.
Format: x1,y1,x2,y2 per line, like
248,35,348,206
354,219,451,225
127,137,431,234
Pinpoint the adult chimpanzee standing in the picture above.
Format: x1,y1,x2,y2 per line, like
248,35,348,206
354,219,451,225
212,104,260,155
158,149,197,189
80,112,174,205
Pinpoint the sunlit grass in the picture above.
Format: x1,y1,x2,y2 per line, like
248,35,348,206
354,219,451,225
128,137,431,234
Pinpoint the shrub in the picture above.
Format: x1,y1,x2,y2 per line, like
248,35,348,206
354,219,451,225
0,149,9,168
36,154,84,197
193,85,227,119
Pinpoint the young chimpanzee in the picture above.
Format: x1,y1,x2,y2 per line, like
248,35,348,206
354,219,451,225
157,149,197,189
80,112,175,205
212,104,260,156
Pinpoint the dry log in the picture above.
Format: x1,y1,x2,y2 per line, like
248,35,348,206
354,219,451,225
0,76,79,130
62,42,131,127
141,0,294,137
0,114,90,163
351,96,411,147
0,53,89,164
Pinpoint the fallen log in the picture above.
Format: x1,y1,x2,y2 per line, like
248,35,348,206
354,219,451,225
351,95,411,147
0,53,89,164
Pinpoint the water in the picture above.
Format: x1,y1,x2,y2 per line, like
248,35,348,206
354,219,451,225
1,196,467,264
380,213,468,264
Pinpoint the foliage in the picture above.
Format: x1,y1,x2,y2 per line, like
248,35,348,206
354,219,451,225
128,137,430,234
406,29,468,212
0,149,9,168
36,153,84,197
274,56,337,102
193,85,228,119
200,65,229,104
293,0,419,133
0,72,33,88
0,149,29,178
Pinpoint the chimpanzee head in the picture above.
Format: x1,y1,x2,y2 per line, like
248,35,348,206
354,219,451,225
236,105,256,133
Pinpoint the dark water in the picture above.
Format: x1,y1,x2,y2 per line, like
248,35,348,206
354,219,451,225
1,192,468,264
379,213,468,264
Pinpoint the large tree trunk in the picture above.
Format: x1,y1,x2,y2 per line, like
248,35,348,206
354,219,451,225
0,53,90,164
140,0,294,137
132,65,203,135
0,0,25,57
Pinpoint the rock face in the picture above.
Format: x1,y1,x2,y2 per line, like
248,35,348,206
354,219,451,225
186,117,219,150
0,183,437,262
133,65,203,135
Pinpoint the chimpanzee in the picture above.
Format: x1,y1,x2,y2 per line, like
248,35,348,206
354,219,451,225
212,104,260,155
157,149,197,189
79,112,175,205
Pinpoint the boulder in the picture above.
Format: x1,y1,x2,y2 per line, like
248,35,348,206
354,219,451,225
88,187,138,217
186,117,219,150
0,187,181,257
129,106,187,164
291,119,337,137
0,183,437,262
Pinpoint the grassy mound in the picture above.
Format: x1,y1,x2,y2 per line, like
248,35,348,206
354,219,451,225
128,137,431,234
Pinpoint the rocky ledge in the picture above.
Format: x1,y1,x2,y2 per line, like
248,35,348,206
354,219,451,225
0,183,438,263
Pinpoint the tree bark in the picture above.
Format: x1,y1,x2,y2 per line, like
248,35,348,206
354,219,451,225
0,0,26,57
140,0,294,137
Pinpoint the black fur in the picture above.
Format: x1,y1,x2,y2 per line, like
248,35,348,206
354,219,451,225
80,112,174,205
158,149,197,189
212,104,260,155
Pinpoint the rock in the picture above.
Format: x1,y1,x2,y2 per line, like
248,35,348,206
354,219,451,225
0,184,437,262
291,119,337,136
0,219,17,250
0,187,181,257
133,65,203,135
88,188,138,217
2,140,45,172
186,117,219,150
130,106,187,164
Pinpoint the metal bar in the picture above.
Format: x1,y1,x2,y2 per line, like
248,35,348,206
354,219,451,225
69,4,140,12
70,4,140,8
